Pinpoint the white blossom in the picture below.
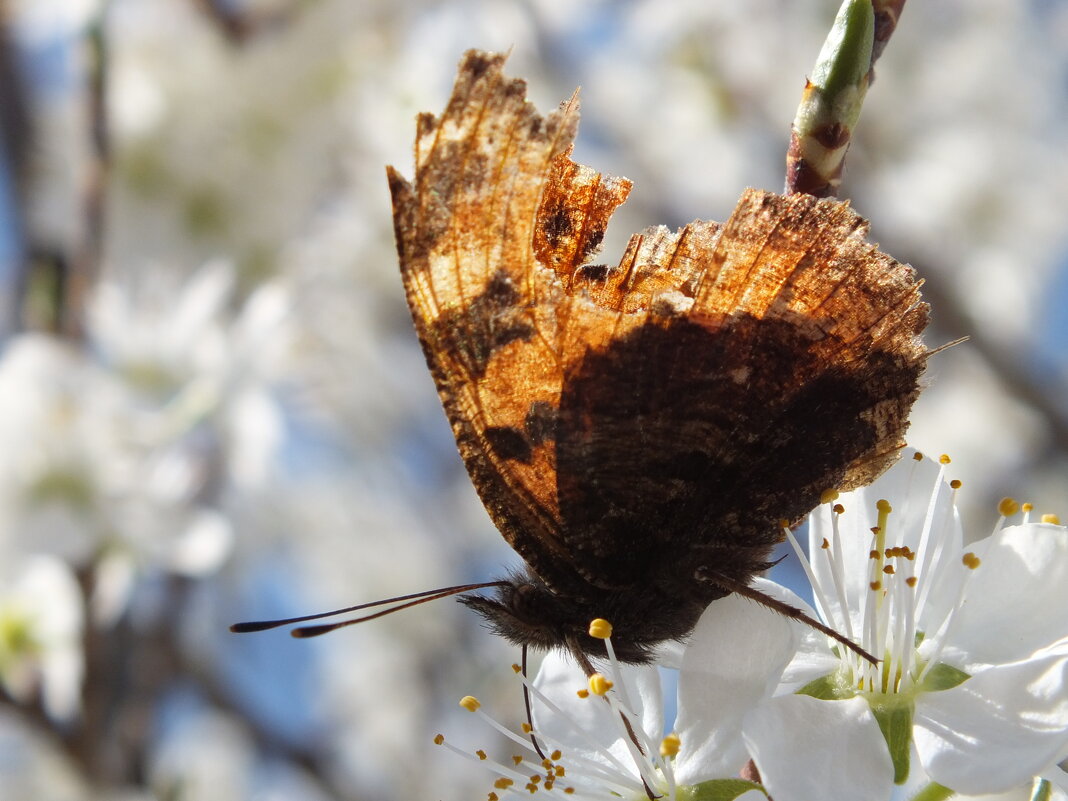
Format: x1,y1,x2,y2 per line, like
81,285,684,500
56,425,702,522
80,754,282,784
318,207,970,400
746,451,1068,797
0,555,84,721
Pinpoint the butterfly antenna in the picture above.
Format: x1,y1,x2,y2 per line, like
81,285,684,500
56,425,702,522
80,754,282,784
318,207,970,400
520,644,548,761
230,580,509,634
697,568,879,666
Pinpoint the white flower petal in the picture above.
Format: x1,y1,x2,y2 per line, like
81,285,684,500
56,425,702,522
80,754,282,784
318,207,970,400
915,642,1068,794
673,586,799,784
166,261,235,355
744,695,893,801
39,643,84,721
809,450,963,635
90,550,137,627
750,578,843,691
653,638,686,670
949,523,1068,665
166,507,234,576
0,555,85,721
531,650,662,768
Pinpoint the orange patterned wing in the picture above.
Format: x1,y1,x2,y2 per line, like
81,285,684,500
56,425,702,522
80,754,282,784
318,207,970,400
389,51,928,593
387,51,632,594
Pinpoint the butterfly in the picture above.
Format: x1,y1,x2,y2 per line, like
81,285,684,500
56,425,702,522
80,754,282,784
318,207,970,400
236,50,928,670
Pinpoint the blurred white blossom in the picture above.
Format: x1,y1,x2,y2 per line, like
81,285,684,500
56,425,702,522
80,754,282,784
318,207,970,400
0,555,84,721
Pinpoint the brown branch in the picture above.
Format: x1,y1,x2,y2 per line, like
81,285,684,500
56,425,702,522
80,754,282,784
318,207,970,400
191,0,296,45
871,0,908,66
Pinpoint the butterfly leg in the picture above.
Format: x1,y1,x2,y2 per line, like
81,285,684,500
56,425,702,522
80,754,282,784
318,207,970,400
694,567,878,665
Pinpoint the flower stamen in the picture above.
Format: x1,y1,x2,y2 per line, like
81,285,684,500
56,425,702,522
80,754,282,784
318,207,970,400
917,548,983,685
826,501,856,643
784,517,854,652
912,459,956,626
510,662,642,787
433,731,530,785
587,619,678,799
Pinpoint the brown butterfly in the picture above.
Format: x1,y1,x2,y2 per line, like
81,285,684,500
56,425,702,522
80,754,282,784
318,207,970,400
379,50,928,666
236,50,928,670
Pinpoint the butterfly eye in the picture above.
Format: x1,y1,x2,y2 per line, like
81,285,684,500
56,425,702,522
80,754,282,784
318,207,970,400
511,582,551,618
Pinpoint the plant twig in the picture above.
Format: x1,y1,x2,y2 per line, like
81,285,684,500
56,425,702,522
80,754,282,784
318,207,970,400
786,0,908,197
56,10,110,341
191,0,295,45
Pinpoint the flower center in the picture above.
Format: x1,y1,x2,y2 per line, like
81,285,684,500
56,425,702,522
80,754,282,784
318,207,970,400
790,453,987,704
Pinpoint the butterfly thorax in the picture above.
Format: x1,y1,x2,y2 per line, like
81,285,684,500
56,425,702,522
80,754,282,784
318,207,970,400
460,570,724,663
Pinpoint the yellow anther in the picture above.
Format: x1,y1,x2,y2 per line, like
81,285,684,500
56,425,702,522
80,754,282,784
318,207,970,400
820,489,840,504
551,750,562,761
460,696,481,712
950,479,962,490
576,689,589,699
434,734,444,745
962,552,981,570
940,454,952,465
913,452,924,461
564,788,575,795
554,765,565,776
906,576,918,587
588,673,613,696
525,782,537,793
821,538,830,549
870,580,882,591
998,497,1019,517
833,503,845,515
869,550,880,559
488,794,499,801
588,619,613,639
660,733,681,757
779,519,790,529
541,759,553,769
1023,502,1034,513
521,723,532,733
883,565,895,575
476,749,487,760
512,663,522,673
530,774,542,784
494,778,514,789
1043,514,1062,525
877,499,892,513
513,755,523,766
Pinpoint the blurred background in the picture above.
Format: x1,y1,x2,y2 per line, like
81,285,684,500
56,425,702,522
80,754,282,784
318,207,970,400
0,0,1065,799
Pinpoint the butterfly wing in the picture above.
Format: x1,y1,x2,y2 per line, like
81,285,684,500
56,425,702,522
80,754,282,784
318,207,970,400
388,51,634,595
553,192,928,587
389,51,928,594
